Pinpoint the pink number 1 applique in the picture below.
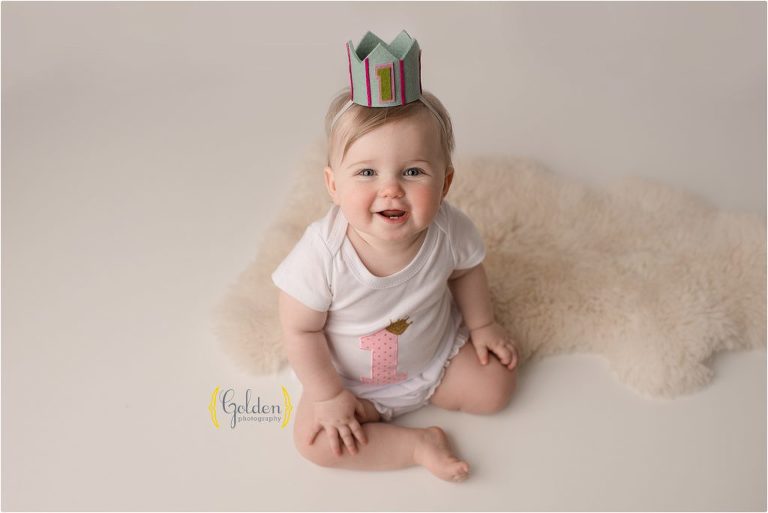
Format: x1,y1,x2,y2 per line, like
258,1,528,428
359,317,412,385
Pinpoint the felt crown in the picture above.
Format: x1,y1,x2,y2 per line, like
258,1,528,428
346,30,422,108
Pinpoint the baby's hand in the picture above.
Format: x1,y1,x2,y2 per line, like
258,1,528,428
469,322,519,370
308,388,368,457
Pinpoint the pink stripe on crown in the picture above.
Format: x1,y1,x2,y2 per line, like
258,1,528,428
346,43,353,100
418,50,422,94
399,59,406,105
364,57,372,107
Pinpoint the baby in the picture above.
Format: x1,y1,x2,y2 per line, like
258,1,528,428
272,30,518,482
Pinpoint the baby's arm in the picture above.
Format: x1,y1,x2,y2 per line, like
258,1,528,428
448,264,518,369
278,291,368,455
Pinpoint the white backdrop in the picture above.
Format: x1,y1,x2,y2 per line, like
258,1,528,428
3,2,765,510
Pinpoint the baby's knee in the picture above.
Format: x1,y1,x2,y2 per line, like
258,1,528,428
293,426,344,468
293,405,336,467
467,390,510,414
468,367,517,414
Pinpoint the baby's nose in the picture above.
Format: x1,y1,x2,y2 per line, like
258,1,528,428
379,180,405,198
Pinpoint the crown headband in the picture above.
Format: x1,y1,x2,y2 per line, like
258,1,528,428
330,30,447,135
347,30,421,107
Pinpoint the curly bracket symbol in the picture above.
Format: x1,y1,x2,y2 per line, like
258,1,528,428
281,386,293,429
209,386,220,429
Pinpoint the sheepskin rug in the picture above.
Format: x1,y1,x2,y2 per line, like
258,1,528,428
214,142,766,398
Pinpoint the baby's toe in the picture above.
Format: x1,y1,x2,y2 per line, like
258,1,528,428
453,462,470,481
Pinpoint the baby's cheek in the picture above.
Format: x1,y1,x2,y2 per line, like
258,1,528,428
346,188,377,219
411,185,442,218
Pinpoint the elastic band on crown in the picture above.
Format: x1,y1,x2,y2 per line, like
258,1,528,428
329,99,354,130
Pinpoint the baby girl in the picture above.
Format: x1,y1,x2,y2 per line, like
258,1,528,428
272,30,518,482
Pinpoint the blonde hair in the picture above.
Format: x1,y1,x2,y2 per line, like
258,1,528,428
324,89,455,170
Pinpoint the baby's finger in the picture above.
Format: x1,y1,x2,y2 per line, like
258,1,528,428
493,343,513,365
474,343,490,365
507,346,519,370
307,423,322,446
350,419,367,446
338,425,358,455
327,427,342,457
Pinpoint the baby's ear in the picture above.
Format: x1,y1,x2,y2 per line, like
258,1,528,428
323,166,339,204
442,166,455,198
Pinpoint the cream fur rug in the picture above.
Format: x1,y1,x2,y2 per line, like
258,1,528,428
214,142,766,398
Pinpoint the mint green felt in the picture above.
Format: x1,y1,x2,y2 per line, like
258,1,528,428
347,30,421,108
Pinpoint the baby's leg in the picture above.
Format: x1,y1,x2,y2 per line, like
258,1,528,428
429,340,517,413
293,396,470,482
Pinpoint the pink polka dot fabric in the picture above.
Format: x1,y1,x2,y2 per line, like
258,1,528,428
359,329,407,384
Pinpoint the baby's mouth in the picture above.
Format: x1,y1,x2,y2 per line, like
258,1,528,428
377,210,406,219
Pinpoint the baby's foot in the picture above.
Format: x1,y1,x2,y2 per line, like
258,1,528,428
413,426,470,482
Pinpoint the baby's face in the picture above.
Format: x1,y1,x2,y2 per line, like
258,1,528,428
324,110,453,246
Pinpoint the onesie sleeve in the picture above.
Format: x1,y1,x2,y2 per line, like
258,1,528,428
271,225,333,312
446,203,486,270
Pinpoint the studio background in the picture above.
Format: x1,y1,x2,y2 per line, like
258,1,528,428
2,2,765,510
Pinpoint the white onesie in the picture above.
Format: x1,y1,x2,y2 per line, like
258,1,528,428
272,200,485,420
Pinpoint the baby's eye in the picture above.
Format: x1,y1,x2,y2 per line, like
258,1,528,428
358,169,375,177
404,168,423,177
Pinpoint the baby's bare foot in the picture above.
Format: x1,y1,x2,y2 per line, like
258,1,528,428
413,426,470,482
